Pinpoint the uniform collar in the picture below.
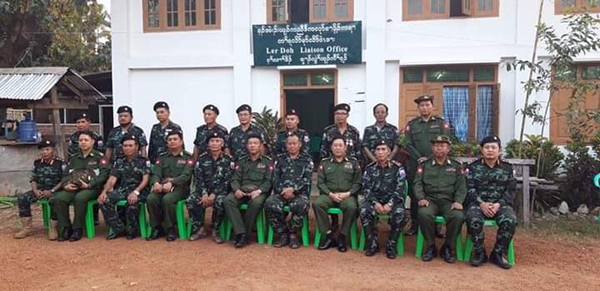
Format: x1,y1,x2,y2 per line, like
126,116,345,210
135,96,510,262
120,123,134,132
332,156,348,163
420,115,436,123
373,122,388,129
432,158,450,166
40,157,56,165
377,160,392,168
481,158,501,168
168,149,184,157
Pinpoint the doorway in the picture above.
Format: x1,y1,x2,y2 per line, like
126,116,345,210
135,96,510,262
99,105,113,139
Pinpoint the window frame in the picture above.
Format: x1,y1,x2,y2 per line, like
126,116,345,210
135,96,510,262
267,0,289,24
402,0,499,21
143,0,221,33
555,0,600,14
309,0,353,23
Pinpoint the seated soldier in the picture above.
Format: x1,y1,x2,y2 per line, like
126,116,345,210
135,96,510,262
97,133,150,240
265,134,314,249
14,140,63,240
146,130,194,242
466,135,518,269
413,135,466,263
313,135,361,252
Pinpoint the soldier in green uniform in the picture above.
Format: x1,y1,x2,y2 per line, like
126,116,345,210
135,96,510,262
105,106,148,163
274,109,310,158
320,103,363,165
187,131,234,243
146,130,194,241
363,103,399,164
148,101,183,164
466,135,517,269
228,104,265,161
192,105,229,161
360,139,407,259
413,135,466,263
314,135,361,252
97,133,150,240
68,112,104,159
53,131,110,242
14,140,64,240
405,95,455,236
224,132,273,248
265,134,314,249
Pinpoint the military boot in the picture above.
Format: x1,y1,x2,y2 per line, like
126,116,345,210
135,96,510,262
470,248,488,267
13,217,33,239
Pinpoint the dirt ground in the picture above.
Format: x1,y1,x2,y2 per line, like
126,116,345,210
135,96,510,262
1,205,599,291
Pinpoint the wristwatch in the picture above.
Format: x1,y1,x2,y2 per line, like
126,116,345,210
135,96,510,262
134,190,140,196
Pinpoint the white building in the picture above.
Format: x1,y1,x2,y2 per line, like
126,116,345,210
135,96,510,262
111,0,600,148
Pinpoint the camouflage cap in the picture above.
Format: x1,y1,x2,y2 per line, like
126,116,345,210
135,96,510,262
203,104,220,115
38,139,55,149
430,134,451,145
333,103,351,113
153,101,169,111
480,135,501,147
414,94,434,104
117,105,133,114
236,104,252,114
206,130,225,143
374,138,390,149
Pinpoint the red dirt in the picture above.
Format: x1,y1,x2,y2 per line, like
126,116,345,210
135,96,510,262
1,205,599,290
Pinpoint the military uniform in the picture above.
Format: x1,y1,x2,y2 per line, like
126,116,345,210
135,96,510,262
106,124,148,162
228,124,264,161
100,156,151,236
314,157,361,239
274,129,310,158
363,123,399,157
193,124,229,157
187,152,234,233
17,157,63,218
320,124,363,165
68,131,104,159
148,121,183,164
265,153,314,236
147,151,194,230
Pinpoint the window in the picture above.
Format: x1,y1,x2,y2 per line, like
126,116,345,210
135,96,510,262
143,0,221,32
267,0,353,24
555,0,600,14
268,0,288,24
282,71,337,88
403,0,499,21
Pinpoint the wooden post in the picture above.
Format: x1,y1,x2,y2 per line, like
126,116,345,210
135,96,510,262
522,165,530,227
50,87,66,160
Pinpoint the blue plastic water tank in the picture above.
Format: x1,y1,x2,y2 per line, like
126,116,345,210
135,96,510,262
18,119,38,142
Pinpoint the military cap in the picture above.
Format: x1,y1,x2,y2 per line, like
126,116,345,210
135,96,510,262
236,104,252,114
374,138,390,149
480,135,501,147
203,104,220,115
38,139,55,149
166,130,183,139
153,101,169,111
73,112,91,122
430,134,451,145
333,103,351,113
414,94,434,104
206,130,225,142
121,133,139,145
287,108,299,117
246,132,263,142
117,105,133,114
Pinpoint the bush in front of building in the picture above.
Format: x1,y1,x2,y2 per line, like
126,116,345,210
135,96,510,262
505,134,564,180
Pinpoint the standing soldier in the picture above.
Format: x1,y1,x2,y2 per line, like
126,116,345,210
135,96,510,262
224,132,273,248
405,95,455,236
105,106,148,163
360,139,407,259
187,131,234,243
53,132,110,242
228,104,264,161
14,140,64,240
362,103,399,164
146,130,194,241
313,135,361,252
265,134,314,249
320,103,362,165
274,109,310,158
68,112,104,159
148,101,183,164
97,133,150,240
413,135,466,263
466,136,517,269
192,105,229,161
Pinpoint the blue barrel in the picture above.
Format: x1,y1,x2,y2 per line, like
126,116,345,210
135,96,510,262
18,119,38,142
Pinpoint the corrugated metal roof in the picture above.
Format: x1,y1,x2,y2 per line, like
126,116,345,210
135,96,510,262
0,67,105,101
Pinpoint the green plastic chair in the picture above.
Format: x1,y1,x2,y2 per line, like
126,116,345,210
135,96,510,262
593,174,600,223
313,207,358,250
222,204,266,244
359,213,405,255
86,200,149,239
182,203,229,241
463,219,515,266
40,199,98,239
40,199,52,228
414,216,465,261
143,199,190,240
267,205,310,247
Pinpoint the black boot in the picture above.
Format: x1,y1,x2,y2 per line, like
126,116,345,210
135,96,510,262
69,228,83,242
107,227,125,240
147,227,164,241
470,248,488,267
234,233,249,248
422,245,437,262
58,227,72,242
490,250,511,269
273,233,289,248
126,230,137,240
365,234,378,257
166,228,177,242
318,233,337,251
289,233,300,249
440,244,455,263
386,245,397,259
336,234,347,253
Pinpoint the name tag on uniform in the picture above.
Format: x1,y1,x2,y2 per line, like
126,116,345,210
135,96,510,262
177,160,187,165
446,168,456,173
88,161,97,166
430,125,440,129
257,163,266,169
344,162,353,170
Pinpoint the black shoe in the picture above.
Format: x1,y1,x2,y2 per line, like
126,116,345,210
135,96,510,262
58,227,72,242
440,244,455,264
386,246,397,259
289,234,300,249
273,233,289,248
69,228,83,242
406,225,418,236
470,249,488,267
234,234,249,248
318,233,337,250
365,237,378,257
422,245,438,262
126,231,137,240
337,234,347,253
107,228,125,240
490,251,511,269
147,227,164,241
166,228,177,242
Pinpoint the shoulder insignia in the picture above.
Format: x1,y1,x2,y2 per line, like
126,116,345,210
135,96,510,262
417,166,424,174
187,159,195,165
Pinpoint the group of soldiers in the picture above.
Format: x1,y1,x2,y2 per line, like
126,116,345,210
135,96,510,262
13,95,517,269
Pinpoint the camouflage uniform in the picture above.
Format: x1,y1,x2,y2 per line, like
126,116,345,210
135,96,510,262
148,121,183,164
265,153,314,235
228,125,264,161
363,123,399,157
274,129,310,158
193,124,229,157
68,131,104,159
466,158,518,255
186,152,234,232
100,156,151,235
17,157,64,218
106,124,148,162
320,124,363,165
360,160,407,251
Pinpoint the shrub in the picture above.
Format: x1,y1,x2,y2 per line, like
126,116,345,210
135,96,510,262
505,134,564,179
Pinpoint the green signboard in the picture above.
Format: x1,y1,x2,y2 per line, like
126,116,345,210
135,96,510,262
252,21,362,67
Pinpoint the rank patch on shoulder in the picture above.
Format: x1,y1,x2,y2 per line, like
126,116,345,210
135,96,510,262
187,159,194,165
417,167,423,174
443,123,450,129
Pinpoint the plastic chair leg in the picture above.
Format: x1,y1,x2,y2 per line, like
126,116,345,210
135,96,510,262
508,239,515,266
40,200,51,228
414,227,425,258
301,216,309,247
349,220,358,250
175,200,187,240
256,210,265,244
464,234,473,262
85,200,97,239
456,232,464,261
139,202,148,239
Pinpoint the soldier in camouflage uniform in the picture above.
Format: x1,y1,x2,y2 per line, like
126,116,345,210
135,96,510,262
147,130,194,242
265,134,314,249
14,140,64,240
224,132,273,248
54,131,110,242
274,109,310,158
105,106,148,163
362,103,399,164
98,133,150,240
192,104,229,161
320,103,363,165
148,101,183,164
360,139,407,259
413,135,466,263
68,112,104,159
466,135,517,269
187,131,234,243
228,104,265,161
